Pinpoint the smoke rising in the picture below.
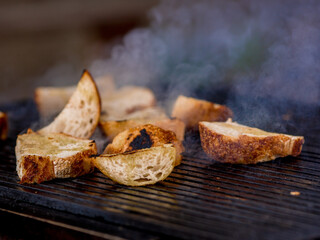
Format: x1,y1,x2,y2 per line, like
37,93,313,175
91,0,320,132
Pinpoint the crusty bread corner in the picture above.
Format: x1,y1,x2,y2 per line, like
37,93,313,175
93,145,176,186
16,130,97,184
34,74,114,119
199,120,304,164
104,124,184,166
171,95,233,130
0,111,8,140
38,70,101,139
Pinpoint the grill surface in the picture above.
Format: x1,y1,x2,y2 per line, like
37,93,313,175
1,100,320,239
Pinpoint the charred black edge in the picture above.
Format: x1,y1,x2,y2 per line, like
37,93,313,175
129,129,153,150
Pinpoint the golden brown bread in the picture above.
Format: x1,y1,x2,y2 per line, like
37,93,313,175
171,95,233,130
199,120,304,164
101,86,156,119
100,115,185,141
94,145,175,186
38,70,101,139
16,130,97,184
35,75,114,118
0,112,8,140
104,124,184,166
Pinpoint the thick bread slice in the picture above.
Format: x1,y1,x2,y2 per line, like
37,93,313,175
35,75,114,118
199,120,304,164
0,112,8,140
100,118,185,141
104,124,184,166
38,70,101,139
93,145,175,186
16,130,97,184
171,95,233,130
101,86,156,119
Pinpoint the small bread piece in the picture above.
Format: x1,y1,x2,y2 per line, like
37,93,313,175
101,86,156,119
16,130,97,184
171,95,233,130
105,124,184,166
35,75,114,118
100,106,185,141
93,145,175,186
0,112,8,140
38,70,101,139
100,118,185,142
199,120,304,164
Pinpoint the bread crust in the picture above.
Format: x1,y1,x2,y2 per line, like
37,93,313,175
0,112,8,140
34,74,114,119
171,95,233,130
38,70,101,139
105,124,184,166
100,118,185,141
16,131,97,184
199,122,304,164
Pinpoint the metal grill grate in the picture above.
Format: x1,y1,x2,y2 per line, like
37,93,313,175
1,100,320,239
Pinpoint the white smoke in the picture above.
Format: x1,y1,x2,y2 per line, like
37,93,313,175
91,0,320,131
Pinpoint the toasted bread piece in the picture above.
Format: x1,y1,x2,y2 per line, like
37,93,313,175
171,95,233,130
104,124,184,166
35,75,114,118
100,106,168,122
0,112,8,140
100,118,185,141
199,120,304,164
38,70,101,139
154,118,186,142
16,130,97,184
94,145,175,186
101,86,156,119
100,106,185,141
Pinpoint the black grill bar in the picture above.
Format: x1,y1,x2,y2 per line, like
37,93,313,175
1,100,320,239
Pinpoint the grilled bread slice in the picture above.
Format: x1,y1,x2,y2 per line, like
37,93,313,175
35,75,114,118
100,106,185,141
100,118,186,141
104,124,184,166
93,145,175,186
100,106,168,122
101,86,156,119
0,112,8,140
16,130,97,184
38,70,101,139
199,120,304,164
171,95,233,130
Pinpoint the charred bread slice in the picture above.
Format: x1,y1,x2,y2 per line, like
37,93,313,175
38,70,101,139
199,120,304,164
16,130,97,184
35,75,114,119
104,124,184,166
0,112,8,140
94,145,175,186
171,95,233,130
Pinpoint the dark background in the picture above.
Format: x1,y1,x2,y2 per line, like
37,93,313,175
0,0,158,104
